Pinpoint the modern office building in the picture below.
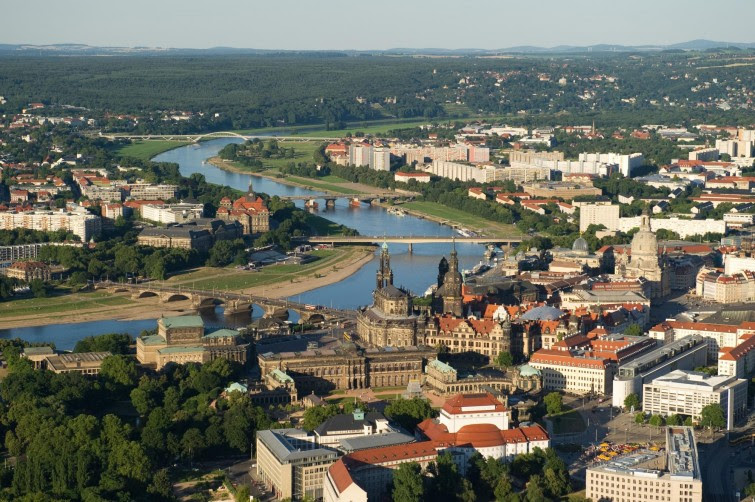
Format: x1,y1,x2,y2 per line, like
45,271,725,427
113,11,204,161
141,202,204,224
256,428,339,501
585,426,703,502
611,335,708,408
642,370,747,430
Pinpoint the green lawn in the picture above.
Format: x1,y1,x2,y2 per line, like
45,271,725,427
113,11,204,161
304,213,355,235
0,291,135,318
442,102,474,117
258,141,322,170
318,175,350,184
115,140,190,161
284,176,361,194
166,248,361,291
550,407,587,435
401,201,521,237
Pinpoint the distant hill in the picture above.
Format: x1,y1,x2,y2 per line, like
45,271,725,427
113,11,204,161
0,40,753,56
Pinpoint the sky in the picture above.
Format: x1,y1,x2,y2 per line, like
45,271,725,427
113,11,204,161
4,0,755,50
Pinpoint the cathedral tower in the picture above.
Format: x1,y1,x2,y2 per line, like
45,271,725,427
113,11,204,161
376,242,394,289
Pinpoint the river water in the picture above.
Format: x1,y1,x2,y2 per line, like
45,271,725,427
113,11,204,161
0,138,486,345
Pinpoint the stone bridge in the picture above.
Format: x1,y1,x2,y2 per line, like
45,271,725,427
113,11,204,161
97,281,354,322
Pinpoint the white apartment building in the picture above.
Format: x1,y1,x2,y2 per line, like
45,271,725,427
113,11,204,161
688,147,719,162
723,212,755,228
0,208,101,242
141,203,204,224
424,160,501,183
648,320,745,361
128,184,178,200
724,254,755,275
617,216,726,239
511,155,617,177
371,146,390,171
349,144,372,167
718,333,755,379
716,138,754,158
695,268,755,304
580,203,621,233
578,152,644,177
585,427,703,502
642,370,747,430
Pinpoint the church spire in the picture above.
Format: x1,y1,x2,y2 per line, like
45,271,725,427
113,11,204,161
376,242,393,289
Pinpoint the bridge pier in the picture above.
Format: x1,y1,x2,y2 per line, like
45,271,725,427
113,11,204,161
325,198,336,208
224,299,252,315
408,243,413,254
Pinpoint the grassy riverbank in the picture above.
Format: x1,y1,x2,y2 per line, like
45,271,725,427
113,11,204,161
399,201,521,238
165,247,372,292
0,291,135,319
115,140,191,160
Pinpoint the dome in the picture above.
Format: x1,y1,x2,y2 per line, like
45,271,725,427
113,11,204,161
572,236,589,254
631,211,657,258
521,305,565,321
518,364,541,377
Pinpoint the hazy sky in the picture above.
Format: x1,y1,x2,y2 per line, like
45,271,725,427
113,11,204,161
4,0,755,50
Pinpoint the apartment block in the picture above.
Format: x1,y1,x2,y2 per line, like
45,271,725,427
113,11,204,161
580,203,621,233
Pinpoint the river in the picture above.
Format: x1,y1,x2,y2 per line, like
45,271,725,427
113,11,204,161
0,138,486,345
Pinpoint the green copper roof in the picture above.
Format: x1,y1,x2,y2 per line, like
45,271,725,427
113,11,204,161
160,315,204,329
427,358,456,374
270,369,294,384
141,335,166,346
203,328,239,339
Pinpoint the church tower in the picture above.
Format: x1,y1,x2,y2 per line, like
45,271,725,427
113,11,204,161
441,243,464,317
376,242,393,289
437,257,449,288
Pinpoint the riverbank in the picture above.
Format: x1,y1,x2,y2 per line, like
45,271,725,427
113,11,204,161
207,156,393,196
386,201,521,239
115,140,191,161
0,247,375,329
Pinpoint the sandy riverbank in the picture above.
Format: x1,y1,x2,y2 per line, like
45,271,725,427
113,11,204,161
0,247,375,329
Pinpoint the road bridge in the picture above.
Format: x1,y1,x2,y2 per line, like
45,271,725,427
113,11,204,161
305,235,521,252
95,281,354,322
99,131,341,142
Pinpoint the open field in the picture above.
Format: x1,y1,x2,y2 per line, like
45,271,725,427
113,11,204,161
550,407,588,435
304,212,353,235
0,291,135,319
166,247,369,291
400,201,521,237
256,141,322,170
115,140,191,160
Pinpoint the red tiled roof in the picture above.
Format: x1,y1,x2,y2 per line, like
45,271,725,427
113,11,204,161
441,392,505,415
530,349,610,369
649,321,738,333
328,459,353,493
417,419,549,449
344,441,437,466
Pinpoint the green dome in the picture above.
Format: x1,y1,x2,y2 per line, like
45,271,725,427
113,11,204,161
518,364,541,377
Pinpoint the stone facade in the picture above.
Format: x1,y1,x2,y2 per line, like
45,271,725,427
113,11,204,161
616,210,671,301
356,243,424,347
257,345,436,393
216,189,270,235
136,315,249,369
424,358,542,396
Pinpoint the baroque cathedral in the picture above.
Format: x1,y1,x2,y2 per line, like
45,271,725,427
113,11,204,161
356,242,467,348
616,209,671,301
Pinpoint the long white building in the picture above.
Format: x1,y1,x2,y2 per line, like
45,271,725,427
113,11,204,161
578,152,645,177
424,160,501,183
643,370,747,430
580,203,621,233
611,335,708,408
0,208,101,241
141,203,205,224
618,216,726,239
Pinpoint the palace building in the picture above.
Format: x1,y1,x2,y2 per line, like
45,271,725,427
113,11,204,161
216,184,270,234
136,315,249,369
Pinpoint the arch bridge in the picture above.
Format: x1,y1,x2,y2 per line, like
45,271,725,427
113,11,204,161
95,281,353,322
